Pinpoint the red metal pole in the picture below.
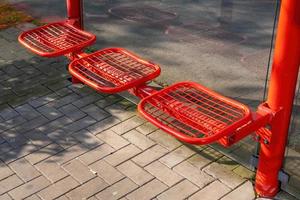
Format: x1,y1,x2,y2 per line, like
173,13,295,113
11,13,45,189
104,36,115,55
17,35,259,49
255,0,300,197
66,0,84,29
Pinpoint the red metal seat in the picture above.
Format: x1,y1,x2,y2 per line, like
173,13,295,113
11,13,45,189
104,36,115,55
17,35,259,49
138,82,252,145
68,48,161,93
18,21,96,57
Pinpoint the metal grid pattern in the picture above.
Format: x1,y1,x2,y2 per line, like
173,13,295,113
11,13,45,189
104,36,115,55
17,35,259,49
19,22,96,57
139,82,250,139
69,48,161,93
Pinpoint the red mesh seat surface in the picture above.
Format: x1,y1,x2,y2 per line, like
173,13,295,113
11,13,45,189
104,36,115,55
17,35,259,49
138,82,252,145
69,48,161,93
18,21,96,57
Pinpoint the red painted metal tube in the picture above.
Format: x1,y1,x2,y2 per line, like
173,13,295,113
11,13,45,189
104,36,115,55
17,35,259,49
66,0,83,29
255,0,300,197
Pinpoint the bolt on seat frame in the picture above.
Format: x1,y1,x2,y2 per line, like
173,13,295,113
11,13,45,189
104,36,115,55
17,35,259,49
18,0,300,198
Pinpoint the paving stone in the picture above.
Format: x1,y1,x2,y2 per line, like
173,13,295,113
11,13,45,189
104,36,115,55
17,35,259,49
72,129,103,149
135,122,158,135
96,178,138,200
25,143,64,165
87,116,121,135
62,159,96,184
187,147,223,170
189,180,231,200
15,103,41,120
0,144,38,164
233,165,255,179
126,179,168,200
51,93,81,108
221,181,255,200
0,193,12,200
37,176,79,200
81,104,110,121
173,161,214,188
79,144,115,165
29,93,58,108
0,142,13,155
24,194,42,200
37,104,63,120
216,156,240,171
24,130,52,148
96,95,122,108
117,160,154,186
62,116,97,133
160,145,195,168
0,116,27,133
145,161,183,187
0,175,23,195
104,103,136,121
158,180,199,200
203,162,244,189
0,104,19,120
96,129,129,150
37,116,73,135
123,129,155,150
148,130,181,151
111,116,145,135
104,144,141,166
47,129,79,149
14,116,48,134
8,158,40,182
72,94,103,108
89,160,124,185
53,144,91,165
8,176,50,200
0,161,14,180
35,158,68,183
66,177,108,200
132,145,169,167
1,128,30,148
58,104,87,121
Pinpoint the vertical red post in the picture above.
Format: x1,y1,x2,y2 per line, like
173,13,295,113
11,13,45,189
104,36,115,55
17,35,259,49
66,0,84,29
255,0,300,197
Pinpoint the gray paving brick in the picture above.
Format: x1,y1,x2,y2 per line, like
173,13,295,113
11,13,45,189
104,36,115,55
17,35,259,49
189,180,231,200
0,142,13,155
135,122,158,135
173,161,214,188
63,116,97,133
123,129,155,150
104,103,136,121
24,194,42,200
47,129,79,149
9,158,40,182
14,116,48,134
51,93,81,109
0,144,38,164
117,161,154,186
79,144,115,165
96,129,129,150
111,116,145,135
220,181,255,200
72,129,103,149
145,161,183,187
89,160,124,185
62,159,96,184
58,104,87,121
35,157,68,183
37,104,63,120
15,103,41,120
29,93,58,108
126,179,168,200
203,162,244,189
96,95,122,108
0,104,19,120
148,130,181,151
132,145,169,167
66,177,108,200
104,145,141,166
8,176,50,200
159,145,195,168
0,116,27,133
53,144,91,165
0,193,12,200
87,116,121,135
37,176,79,200
81,104,110,121
187,147,223,170
0,175,23,195
37,116,73,135
25,143,64,165
24,130,52,148
158,180,199,200
1,128,30,148
72,94,103,108
0,161,14,180
96,178,138,200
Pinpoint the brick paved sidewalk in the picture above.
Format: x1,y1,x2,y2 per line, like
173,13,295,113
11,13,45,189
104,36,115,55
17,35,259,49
0,24,297,200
